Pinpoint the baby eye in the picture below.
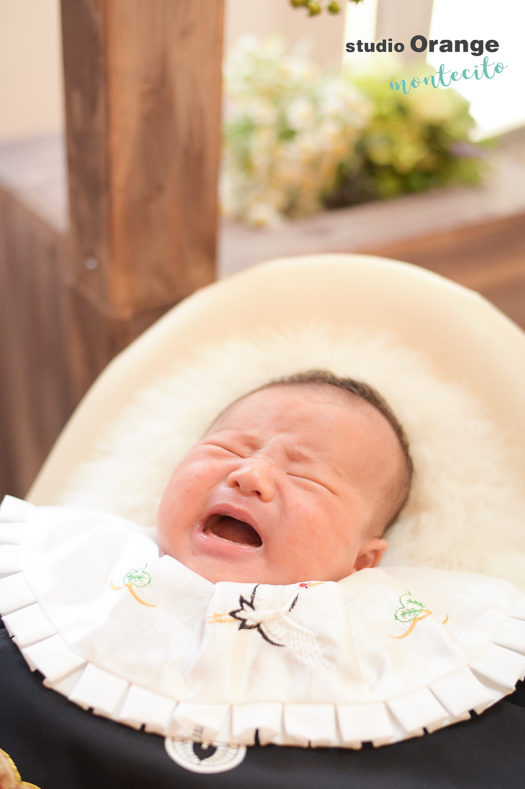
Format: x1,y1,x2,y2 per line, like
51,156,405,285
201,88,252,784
287,472,335,494
202,441,243,457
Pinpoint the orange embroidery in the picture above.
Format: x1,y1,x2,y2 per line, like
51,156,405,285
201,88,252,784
391,591,448,639
207,612,236,624
392,608,432,639
110,564,156,608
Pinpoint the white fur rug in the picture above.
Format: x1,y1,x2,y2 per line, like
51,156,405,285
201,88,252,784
59,325,525,588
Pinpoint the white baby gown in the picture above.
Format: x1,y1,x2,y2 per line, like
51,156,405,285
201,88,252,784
1,495,525,750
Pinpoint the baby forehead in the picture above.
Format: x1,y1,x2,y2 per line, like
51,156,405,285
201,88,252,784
207,383,377,436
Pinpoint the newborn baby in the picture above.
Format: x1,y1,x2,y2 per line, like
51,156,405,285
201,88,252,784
157,370,412,584
4,371,525,772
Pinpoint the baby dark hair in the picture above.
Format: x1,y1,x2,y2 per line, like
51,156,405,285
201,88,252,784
262,369,413,533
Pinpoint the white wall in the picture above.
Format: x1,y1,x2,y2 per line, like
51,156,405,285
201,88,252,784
428,0,525,137
224,0,347,68
0,0,63,142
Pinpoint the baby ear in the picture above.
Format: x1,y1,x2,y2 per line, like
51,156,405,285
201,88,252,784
353,538,388,572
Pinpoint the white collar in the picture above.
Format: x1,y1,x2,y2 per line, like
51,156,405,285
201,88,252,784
1,495,525,748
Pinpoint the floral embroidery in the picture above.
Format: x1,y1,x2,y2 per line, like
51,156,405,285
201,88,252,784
394,591,426,623
207,582,325,627
229,584,299,646
0,748,41,788
391,590,448,639
205,584,328,668
110,563,156,607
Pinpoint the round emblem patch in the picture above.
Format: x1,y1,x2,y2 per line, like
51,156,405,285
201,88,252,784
164,738,247,774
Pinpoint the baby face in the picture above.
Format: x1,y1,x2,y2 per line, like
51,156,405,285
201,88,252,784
157,384,403,585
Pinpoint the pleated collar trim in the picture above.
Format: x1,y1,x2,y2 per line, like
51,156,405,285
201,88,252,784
1,495,525,749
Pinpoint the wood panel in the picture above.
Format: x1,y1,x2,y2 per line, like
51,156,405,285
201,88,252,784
0,186,174,497
0,189,72,497
61,0,224,315
220,132,525,332
1,0,225,497
364,214,525,331
65,288,170,404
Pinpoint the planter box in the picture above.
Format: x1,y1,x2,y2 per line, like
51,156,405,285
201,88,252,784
219,129,525,331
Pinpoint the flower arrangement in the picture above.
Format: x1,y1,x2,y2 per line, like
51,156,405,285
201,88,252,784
221,37,370,226
221,38,487,227
327,64,486,207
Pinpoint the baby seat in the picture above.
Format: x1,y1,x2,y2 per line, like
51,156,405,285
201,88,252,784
2,254,525,788
28,253,525,506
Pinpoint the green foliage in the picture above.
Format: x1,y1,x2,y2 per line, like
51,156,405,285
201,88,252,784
221,40,488,227
289,0,362,14
326,65,486,208
221,37,369,226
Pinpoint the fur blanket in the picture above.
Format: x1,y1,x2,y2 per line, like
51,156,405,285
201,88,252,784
58,325,525,588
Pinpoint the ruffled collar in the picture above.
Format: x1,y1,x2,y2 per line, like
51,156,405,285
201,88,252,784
1,495,525,749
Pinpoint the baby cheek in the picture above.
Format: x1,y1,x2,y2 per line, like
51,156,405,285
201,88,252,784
283,500,329,551
292,489,330,526
157,480,197,555
158,463,198,523
159,456,229,527
303,502,351,556
165,457,215,495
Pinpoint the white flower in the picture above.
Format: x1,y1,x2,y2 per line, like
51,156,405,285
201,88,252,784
285,57,316,84
247,98,277,126
221,35,370,226
219,172,238,217
320,80,346,116
296,133,320,163
261,36,286,60
245,201,282,228
274,159,301,187
286,97,316,130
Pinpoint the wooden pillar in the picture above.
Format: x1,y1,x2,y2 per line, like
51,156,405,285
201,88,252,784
0,0,224,497
60,0,224,397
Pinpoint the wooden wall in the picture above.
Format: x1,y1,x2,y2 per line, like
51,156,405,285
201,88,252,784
0,185,71,497
365,214,525,332
0,0,224,498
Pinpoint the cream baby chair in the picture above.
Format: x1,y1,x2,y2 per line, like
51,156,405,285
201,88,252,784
28,253,525,504
2,254,525,789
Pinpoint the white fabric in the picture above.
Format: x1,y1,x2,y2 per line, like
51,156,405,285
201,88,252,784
1,495,525,749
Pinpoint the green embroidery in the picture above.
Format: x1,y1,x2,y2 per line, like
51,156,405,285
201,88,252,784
394,591,424,623
123,564,152,588
110,563,156,607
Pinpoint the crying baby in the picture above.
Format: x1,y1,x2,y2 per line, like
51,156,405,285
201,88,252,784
157,370,413,585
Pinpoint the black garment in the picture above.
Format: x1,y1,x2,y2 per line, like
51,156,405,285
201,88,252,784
1,620,524,789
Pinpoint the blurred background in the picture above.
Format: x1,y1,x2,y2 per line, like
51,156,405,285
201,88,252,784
1,0,524,498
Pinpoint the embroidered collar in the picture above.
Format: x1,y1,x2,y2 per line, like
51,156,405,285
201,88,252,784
1,496,525,749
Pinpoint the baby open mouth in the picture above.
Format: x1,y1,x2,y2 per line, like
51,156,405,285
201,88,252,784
203,514,262,547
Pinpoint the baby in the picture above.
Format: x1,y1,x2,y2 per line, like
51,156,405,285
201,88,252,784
3,372,525,781
157,370,412,585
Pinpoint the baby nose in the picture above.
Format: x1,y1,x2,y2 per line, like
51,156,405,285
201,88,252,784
227,459,275,501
